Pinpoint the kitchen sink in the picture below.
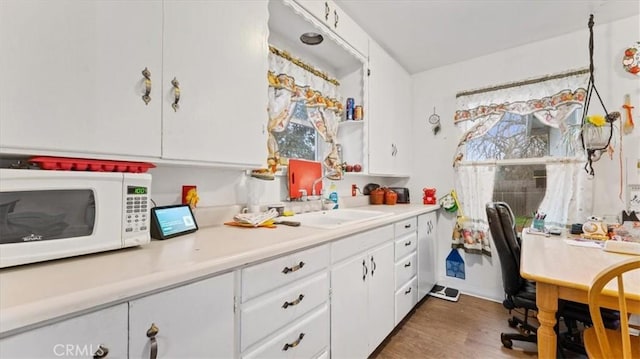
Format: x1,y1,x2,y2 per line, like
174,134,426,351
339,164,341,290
288,208,393,229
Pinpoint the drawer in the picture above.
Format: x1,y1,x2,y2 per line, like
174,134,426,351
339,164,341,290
395,277,417,325
331,225,393,264
240,272,329,351
395,252,417,290
394,217,417,237
243,304,329,359
394,232,417,261
242,244,330,302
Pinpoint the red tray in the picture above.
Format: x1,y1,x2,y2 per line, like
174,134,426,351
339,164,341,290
29,156,155,173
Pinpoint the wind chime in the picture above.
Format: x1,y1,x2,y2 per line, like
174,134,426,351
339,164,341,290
580,14,620,176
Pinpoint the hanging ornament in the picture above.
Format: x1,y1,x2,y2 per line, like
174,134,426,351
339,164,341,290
580,14,620,176
622,41,640,76
428,107,441,135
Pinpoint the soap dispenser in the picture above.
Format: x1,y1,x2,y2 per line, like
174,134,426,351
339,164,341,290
328,182,339,210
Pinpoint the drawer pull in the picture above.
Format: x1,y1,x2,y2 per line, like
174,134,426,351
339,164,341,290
405,287,412,295
282,261,305,274
141,67,151,105
93,345,109,359
404,223,411,229
371,256,376,276
282,294,305,309
282,332,305,351
146,323,159,359
404,241,412,246
334,9,339,28
324,2,329,20
404,261,411,268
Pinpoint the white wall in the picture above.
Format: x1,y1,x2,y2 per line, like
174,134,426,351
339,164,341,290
408,15,640,301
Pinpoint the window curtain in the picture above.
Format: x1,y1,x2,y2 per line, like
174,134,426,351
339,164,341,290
452,164,496,257
538,160,593,228
452,69,590,256
267,48,343,178
453,69,590,165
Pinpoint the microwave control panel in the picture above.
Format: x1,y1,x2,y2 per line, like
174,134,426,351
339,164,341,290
123,179,151,246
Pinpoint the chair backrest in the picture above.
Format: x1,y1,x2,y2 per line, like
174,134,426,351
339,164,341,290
486,202,523,296
588,257,640,358
495,202,521,267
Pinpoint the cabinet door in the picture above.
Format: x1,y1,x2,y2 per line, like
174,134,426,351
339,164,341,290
294,0,368,57
367,242,395,354
367,40,396,175
330,254,368,359
0,304,128,358
162,1,268,166
417,212,437,301
368,40,412,176
0,0,162,158
128,273,234,359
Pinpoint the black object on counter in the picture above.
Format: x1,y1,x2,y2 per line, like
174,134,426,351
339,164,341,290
363,183,380,195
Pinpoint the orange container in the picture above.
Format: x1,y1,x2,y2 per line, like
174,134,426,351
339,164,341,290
385,190,397,205
370,188,385,205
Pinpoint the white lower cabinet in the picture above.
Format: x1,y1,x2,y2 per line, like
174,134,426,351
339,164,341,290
240,244,330,358
330,229,395,358
242,305,329,359
0,304,128,359
128,273,235,359
394,217,418,325
417,212,438,301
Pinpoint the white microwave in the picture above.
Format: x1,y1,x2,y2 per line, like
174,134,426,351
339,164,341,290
0,168,151,268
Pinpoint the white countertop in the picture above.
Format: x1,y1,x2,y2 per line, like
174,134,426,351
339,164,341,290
0,204,439,336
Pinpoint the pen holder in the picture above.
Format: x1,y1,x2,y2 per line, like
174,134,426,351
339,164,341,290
532,219,545,231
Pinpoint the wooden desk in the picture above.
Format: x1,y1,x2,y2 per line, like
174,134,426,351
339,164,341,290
520,231,640,358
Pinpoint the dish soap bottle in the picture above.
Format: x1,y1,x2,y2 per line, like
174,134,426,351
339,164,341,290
328,182,339,210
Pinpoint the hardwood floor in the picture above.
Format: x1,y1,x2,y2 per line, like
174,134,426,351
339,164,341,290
371,294,585,359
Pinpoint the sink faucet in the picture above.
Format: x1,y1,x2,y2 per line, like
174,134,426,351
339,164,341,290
311,170,339,196
298,189,308,201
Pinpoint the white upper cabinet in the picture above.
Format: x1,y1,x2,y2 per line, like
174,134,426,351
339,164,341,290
368,40,413,177
0,0,162,158
294,0,368,58
161,1,269,166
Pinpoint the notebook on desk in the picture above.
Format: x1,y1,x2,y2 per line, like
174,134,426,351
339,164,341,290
603,240,640,255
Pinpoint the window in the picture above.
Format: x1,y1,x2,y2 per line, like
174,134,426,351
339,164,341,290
492,164,546,231
271,102,318,161
465,109,582,161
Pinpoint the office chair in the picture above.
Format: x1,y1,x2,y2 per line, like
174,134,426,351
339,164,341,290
485,201,618,354
486,202,537,349
583,257,640,359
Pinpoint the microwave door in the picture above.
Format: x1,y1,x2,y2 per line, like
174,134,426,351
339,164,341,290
0,189,95,244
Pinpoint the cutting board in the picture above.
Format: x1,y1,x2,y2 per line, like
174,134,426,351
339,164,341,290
288,159,322,200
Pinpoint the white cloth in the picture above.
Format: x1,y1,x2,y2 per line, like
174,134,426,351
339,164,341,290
538,161,592,227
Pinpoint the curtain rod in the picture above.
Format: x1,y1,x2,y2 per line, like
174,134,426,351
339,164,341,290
457,157,583,166
455,68,589,98
269,45,340,86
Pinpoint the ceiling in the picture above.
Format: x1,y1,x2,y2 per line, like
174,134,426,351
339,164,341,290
333,0,640,74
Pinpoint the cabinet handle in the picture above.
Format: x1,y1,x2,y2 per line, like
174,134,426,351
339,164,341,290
404,261,411,268
146,323,159,359
141,67,152,105
282,332,305,351
404,223,411,229
324,2,330,20
362,259,368,281
93,345,109,359
334,10,339,28
371,256,376,276
282,261,305,274
282,294,305,309
404,241,412,246
171,77,180,112
405,287,412,295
